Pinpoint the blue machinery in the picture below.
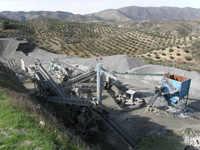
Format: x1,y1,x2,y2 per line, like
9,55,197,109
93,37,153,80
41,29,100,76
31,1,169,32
148,74,191,114
162,74,191,106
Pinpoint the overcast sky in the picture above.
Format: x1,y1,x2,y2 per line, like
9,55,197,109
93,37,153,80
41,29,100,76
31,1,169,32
1,0,200,14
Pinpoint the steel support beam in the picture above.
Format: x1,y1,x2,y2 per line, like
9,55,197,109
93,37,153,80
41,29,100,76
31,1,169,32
97,63,103,106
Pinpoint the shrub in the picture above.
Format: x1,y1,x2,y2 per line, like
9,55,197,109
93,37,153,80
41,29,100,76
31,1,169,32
162,53,166,56
2,21,11,30
176,53,181,56
184,49,190,53
169,49,174,52
155,55,160,59
185,56,192,61
170,56,174,59
161,47,166,50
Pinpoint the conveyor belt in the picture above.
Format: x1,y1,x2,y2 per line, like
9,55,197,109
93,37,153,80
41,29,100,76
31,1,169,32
35,63,66,98
44,97,96,106
94,107,139,148
53,59,86,73
107,89,125,108
147,93,159,106
60,70,96,87
35,63,139,148
107,118,139,148
113,71,164,76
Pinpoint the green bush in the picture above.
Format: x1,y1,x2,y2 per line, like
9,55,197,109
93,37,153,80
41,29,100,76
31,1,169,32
2,21,11,30
170,56,174,59
169,49,174,52
161,47,166,50
155,55,160,59
184,49,190,53
176,53,181,56
185,56,192,61
162,53,166,56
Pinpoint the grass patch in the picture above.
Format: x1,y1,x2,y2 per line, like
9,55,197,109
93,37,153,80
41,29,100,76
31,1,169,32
0,88,80,150
138,133,184,150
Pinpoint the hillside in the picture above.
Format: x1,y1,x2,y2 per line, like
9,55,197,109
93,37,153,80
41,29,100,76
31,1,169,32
86,6,200,22
0,18,179,56
126,19,200,36
0,18,200,72
0,11,74,21
0,62,83,149
86,9,132,22
2,6,200,22
118,6,200,20
0,11,104,22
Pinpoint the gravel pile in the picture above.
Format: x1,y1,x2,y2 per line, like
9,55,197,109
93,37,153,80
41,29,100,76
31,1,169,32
179,128,200,149
0,38,146,72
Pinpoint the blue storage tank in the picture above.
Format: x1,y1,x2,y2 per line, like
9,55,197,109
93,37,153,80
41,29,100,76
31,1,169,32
162,74,191,106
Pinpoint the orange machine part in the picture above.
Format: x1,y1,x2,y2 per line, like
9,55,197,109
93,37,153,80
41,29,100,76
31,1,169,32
164,74,189,82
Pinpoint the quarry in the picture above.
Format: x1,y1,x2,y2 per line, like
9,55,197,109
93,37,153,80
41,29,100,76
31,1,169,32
1,38,200,150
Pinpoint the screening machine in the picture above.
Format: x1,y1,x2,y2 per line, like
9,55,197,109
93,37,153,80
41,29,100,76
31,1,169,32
147,73,191,114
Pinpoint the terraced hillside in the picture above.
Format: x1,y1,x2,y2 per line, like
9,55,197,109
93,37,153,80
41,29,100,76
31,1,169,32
134,19,200,36
0,18,200,71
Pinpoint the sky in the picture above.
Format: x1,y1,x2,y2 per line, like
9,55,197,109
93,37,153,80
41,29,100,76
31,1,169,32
0,0,200,14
